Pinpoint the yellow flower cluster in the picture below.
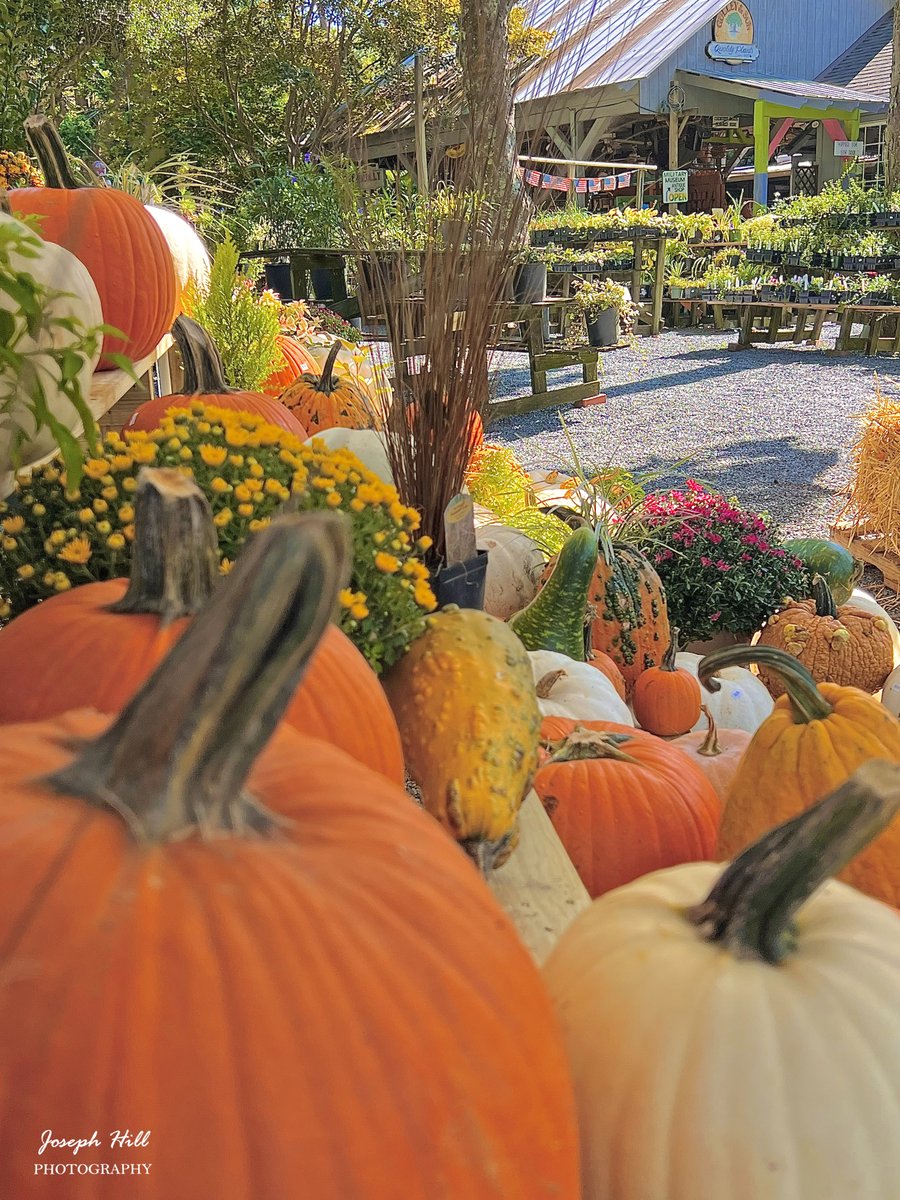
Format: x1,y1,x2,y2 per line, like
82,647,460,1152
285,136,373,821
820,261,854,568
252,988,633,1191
0,150,42,189
0,402,436,672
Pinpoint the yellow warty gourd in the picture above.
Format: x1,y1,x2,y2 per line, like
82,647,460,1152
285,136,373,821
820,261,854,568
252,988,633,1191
384,606,541,870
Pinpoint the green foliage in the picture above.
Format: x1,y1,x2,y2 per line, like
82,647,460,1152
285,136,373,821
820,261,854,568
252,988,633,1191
465,444,571,555
234,164,348,250
58,113,96,158
0,215,108,489
184,235,281,391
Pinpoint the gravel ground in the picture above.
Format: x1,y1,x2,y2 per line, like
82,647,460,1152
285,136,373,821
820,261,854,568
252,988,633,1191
487,325,900,540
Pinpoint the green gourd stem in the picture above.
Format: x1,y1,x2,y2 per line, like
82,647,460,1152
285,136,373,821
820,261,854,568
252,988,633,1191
687,759,900,964
24,115,82,190
545,727,640,766
172,315,234,395
107,468,219,625
699,645,832,724
812,574,839,619
46,512,350,842
697,705,721,758
509,526,598,661
661,626,680,672
316,340,342,395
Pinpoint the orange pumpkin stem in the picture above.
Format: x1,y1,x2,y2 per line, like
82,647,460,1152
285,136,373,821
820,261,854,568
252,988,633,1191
316,339,343,395
108,468,218,625
699,645,832,725
687,760,900,963
697,705,722,758
24,114,83,190
544,726,641,766
44,512,351,841
172,315,234,395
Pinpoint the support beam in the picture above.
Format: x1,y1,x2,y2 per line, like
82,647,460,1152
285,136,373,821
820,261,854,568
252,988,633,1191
668,106,679,215
753,100,769,208
414,51,428,195
768,118,793,157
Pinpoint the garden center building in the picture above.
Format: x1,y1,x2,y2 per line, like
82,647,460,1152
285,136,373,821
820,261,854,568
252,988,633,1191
362,0,896,209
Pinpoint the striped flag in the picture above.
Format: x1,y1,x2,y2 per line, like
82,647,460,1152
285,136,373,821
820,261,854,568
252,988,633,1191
525,169,542,186
602,176,616,191
616,172,633,189
574,177,589,193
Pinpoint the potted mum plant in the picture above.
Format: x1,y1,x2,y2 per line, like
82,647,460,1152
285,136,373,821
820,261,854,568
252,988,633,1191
572,277,634,347
638,480,810,651
512,244,548,303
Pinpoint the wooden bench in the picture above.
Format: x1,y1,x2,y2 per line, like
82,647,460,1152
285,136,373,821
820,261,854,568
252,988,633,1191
834,306,900,356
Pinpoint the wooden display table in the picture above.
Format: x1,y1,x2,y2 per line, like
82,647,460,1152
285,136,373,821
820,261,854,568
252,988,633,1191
834,306,900,356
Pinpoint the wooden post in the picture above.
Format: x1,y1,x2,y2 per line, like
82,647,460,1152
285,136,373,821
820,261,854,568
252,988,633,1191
668,107,679,216
414,51,429,195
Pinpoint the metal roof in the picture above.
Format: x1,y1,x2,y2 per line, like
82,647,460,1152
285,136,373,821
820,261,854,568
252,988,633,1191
680,69,888,109
819,11,893,101
515,0,728,102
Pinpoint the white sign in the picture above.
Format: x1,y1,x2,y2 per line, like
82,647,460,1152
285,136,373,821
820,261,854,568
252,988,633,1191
834,140,865,159
662,170,689,205
707,41,759,61
357,164,384,191
712,116,741,130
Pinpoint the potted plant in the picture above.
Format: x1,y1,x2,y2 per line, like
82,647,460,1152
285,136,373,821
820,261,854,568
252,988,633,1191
512,245,548,303
572,277,633,347
638,480,810,649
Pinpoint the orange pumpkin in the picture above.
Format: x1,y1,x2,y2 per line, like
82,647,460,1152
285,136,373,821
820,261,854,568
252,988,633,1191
262,334,318,396
586,649,627,700
0,469,404,783
10,115,176,368
280,339,377,433
0,512,580,1200
125,316,307,437
535,717,721,898
673,705,751,800
632,628,701,736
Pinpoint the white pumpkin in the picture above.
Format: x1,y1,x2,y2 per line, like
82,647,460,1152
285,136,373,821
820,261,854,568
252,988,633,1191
543,760,900,1200
530,650,633,725
0,212,103,496
882,664,900,717
849,587,900,667
676,651,773,733
145,205,211,303
477,523,546,621
304,427,393,484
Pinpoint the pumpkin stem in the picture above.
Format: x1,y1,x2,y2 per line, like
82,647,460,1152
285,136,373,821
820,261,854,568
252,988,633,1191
661,626,680,672
536,669,567,699
697,705,721,758
543,726,640,765
172,315,233,395
687,759,900,964
107,468,218,625
44,512,351,842
812,574,839,619
317,339,342,394
23,114,83,190
699,645,832,724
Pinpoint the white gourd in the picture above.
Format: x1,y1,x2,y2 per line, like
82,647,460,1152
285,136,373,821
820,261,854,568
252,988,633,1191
676,651,773,733
530,650,633,725
305,428,393,484
145,205,211,299
849,587,900,667
477,523,545,621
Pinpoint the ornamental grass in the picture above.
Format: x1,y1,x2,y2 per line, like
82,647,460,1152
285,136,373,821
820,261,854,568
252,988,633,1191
0,402,435,671
843,382,900,552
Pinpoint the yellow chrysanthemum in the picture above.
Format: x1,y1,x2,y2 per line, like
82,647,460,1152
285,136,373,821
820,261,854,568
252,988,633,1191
228,453,245,467
122,524,136,542
350,498,365,513
249,462,265,478
264,478,284,496
416,535,433,550
210,477,231,494
32,504,46,517
122,477,138,492
57,537,92,565
130,443,158,465
107,533,126,551
53,575,72,592
2,515,24,534
93,499,109,515
338,588,355,608
248,518,271,533
374,552,400,574
179,447,193,460
414,583,437,610
100,486,118,502
118,505,135,523
214,509,232,528
17,564,35,579
96,521,112,535
233,484,251,503
109,455,134,473
219,558,233,575
78,508,95,524
83,458,111,480
49,530,67,547
2,537,16,551
325,491,342,508
225,427,249,448
199,445,227,468
237,503,254,518
350,602,369,621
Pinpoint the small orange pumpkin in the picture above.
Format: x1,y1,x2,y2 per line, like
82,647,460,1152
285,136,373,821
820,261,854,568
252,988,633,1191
262,334,318,396
535,718,722,898
757,576,894,697
586,649,627,700
279,339,377,433
632,627,701,736
125,316,307,437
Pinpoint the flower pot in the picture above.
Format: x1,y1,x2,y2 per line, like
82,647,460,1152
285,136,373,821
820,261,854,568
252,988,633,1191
669,286,684,299
685,630,752,656
512,262,548,303
585,306,619,348
264,261,294,300
311,267,337,302
432,550,489,610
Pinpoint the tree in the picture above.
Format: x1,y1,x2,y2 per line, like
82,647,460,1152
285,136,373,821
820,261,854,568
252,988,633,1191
886,0,900,191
